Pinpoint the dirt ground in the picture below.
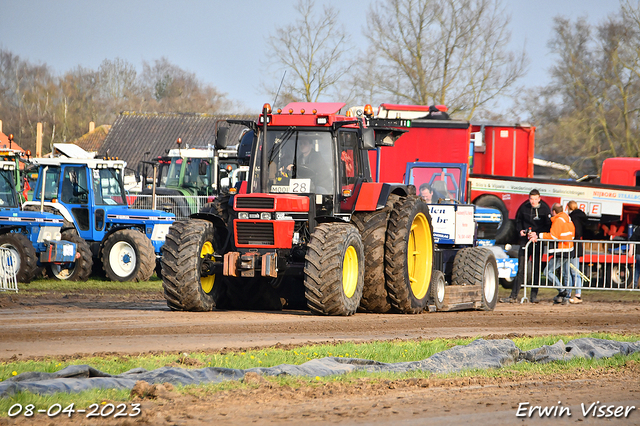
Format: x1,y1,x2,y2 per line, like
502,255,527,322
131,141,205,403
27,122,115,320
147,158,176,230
1,288,640,425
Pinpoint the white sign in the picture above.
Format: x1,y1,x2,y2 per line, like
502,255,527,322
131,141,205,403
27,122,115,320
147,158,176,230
470,177,627,217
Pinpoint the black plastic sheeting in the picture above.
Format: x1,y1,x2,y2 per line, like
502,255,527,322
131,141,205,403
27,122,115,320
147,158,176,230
2,338,639,398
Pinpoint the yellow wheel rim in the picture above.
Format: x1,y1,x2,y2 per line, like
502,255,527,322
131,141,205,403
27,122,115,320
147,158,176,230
342,245,359,298
200,241,215,293
407,212,432,299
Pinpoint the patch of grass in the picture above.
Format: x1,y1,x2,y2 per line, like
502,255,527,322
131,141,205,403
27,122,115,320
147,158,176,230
1,333,638,416
18,277,162,293
2,333,638,382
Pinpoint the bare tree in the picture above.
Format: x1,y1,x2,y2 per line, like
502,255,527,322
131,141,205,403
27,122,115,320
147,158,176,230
529,6,640,175
359,0,526,119
140,57,232,113
265,0,353,105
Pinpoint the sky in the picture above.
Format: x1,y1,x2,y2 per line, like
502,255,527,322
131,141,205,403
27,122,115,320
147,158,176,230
1,0,624,117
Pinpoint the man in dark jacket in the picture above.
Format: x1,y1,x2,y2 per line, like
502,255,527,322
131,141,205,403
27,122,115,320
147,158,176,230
500,189,551,303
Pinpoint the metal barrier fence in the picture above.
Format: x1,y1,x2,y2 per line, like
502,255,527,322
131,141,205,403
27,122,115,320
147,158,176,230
522,238,640,302
0,247,19,292
128,195,214,220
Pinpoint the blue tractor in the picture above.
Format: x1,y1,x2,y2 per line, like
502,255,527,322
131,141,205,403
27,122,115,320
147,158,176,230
0,160,83,283
23,145,175,282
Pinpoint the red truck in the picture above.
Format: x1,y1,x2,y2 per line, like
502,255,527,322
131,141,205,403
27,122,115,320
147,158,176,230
367,103,640,246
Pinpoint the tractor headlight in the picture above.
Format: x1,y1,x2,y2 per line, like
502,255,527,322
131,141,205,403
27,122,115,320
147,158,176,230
260,212,271,220
238,212,249,219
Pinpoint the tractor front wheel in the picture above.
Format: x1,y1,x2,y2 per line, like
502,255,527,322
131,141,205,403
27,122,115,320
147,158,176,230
385,197,434,314
47,230,93,281
0,233,37,283
304,223,364,316
102,229,155,282
161,220,227,311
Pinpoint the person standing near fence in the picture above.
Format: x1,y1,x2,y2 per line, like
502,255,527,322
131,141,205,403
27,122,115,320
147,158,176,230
533,203,575,305
500,189,551,304
567,201,587,303
629,222,640,289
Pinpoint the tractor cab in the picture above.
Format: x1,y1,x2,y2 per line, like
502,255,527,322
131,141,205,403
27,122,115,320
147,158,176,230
0,164,19,209
244,102,378,219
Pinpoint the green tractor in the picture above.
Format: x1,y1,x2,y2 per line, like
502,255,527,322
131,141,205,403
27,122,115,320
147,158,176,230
133,136,251,219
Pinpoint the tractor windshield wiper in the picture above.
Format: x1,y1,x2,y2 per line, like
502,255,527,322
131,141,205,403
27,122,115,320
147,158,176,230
268,128,296,164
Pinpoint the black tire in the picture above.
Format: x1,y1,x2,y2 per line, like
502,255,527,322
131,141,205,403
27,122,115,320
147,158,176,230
304,223,364,316
474,195,515,244
46,230,93,281
385,196,434,314
155,259,163,279
430,270,446,311
102,229,155,282
0,233,37,283
161,220,227,311
201,193,231,225
499,277,514,289
351,196,397,313
452,247,499,311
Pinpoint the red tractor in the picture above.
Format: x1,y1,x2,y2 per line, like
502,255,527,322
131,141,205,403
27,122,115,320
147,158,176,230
161,102,437,315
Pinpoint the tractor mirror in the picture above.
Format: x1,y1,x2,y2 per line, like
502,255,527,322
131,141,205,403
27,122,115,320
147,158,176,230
216,126,230,149
361,128,376,149
375,128,407,147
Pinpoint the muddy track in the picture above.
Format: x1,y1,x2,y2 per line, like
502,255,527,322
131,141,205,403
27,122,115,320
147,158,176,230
2,290,639,425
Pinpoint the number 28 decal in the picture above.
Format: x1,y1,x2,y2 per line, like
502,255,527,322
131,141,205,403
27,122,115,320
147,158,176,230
289,179,311,193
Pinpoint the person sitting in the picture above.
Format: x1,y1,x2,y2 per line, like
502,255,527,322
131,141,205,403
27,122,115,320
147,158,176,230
419,183,433,203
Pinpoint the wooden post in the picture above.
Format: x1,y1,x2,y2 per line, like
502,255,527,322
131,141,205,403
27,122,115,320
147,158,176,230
36,122,43,157
89,121,95,133
0,120,3,134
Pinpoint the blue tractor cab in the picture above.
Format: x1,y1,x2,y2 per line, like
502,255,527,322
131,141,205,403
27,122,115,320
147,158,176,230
405,162,518,287
0,160,82,283
24,145,175,282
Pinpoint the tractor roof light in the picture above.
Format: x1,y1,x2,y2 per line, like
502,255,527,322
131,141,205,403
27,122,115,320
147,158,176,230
312,109,317,114
345,110,352,117
263,103,272,114
364,104,374,117
317,116,328,125
288,108,294,114
277,108,282,114
300,109,305,115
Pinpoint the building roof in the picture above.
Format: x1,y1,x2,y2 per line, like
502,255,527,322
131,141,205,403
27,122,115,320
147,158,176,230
0,132,25,152
73,125,111,153
99,111,256,171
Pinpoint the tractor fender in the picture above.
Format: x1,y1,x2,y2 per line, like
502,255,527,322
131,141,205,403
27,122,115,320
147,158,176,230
353,182,409,212
189,212,231,253
100,225,146,246
22,201,74,224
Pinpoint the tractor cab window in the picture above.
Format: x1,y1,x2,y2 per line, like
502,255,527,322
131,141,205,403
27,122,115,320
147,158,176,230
93,168,127,205
408,165,463,203
34,166,61,201
257,129,335,195
0,170,18,208
338,131,360,189
165,158,182,187
61,166,89,204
